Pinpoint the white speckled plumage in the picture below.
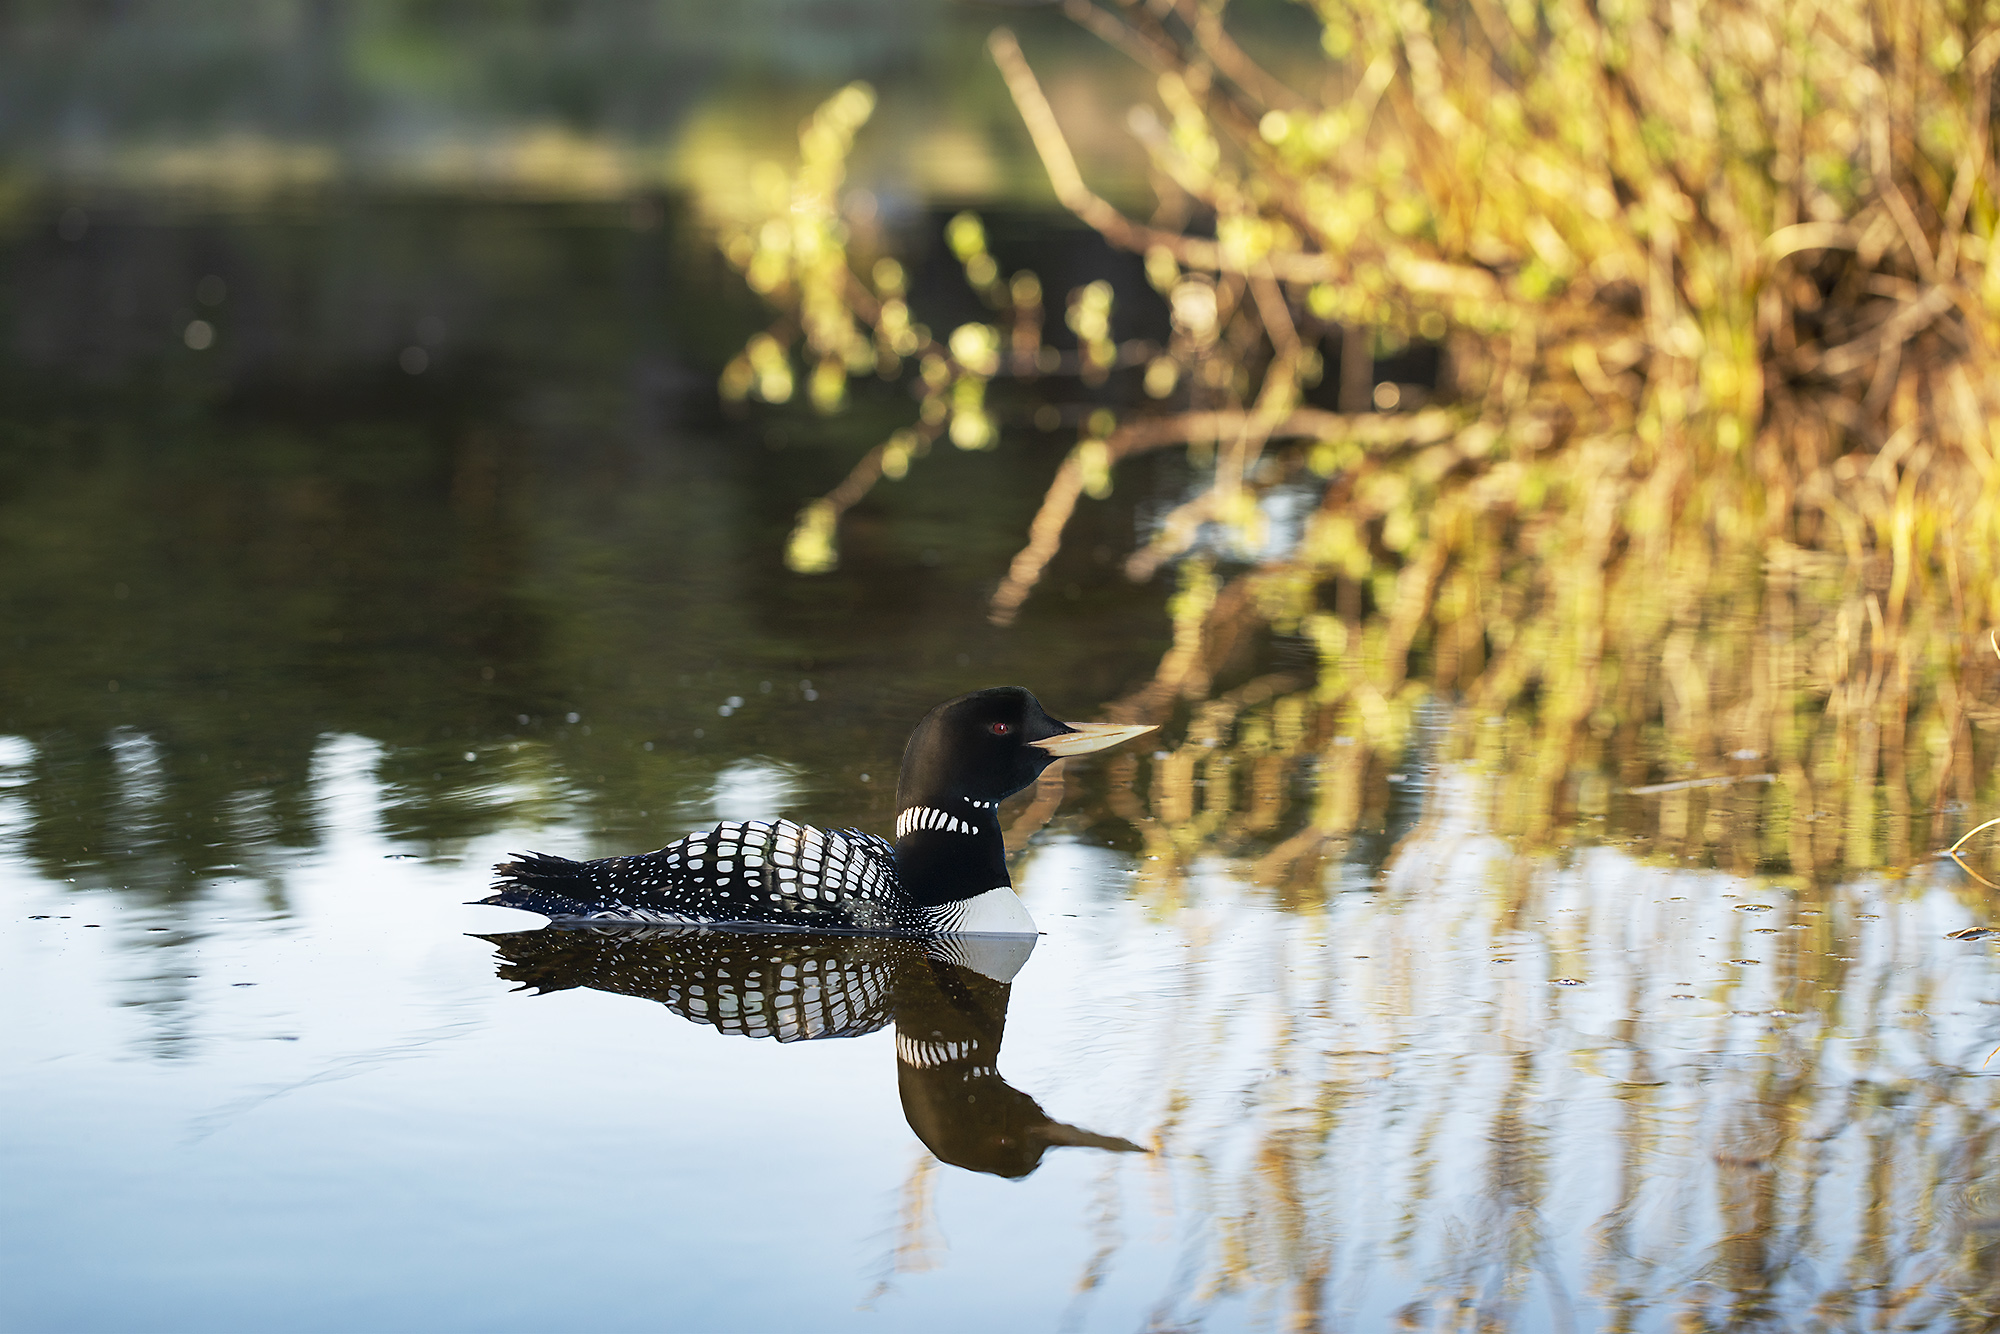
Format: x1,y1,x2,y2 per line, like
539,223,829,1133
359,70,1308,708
543,818,916,931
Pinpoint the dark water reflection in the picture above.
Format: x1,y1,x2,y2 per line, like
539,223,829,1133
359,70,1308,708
483,927,1142,1178
0,195,1171,903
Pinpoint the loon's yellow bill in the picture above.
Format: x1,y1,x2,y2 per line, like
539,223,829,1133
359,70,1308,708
1028,720,1156,757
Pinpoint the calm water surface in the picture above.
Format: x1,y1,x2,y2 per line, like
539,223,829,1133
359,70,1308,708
6,201,2000,1332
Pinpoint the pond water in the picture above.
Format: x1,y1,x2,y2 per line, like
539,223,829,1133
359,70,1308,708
6,199,2000,1333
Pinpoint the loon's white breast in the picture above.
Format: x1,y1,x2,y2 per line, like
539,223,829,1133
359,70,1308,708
928,885,1036,937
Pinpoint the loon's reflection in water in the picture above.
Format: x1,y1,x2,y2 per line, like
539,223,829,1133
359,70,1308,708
477,929,1143,1178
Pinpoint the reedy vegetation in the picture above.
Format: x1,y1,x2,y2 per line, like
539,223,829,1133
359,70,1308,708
713,0,2000,885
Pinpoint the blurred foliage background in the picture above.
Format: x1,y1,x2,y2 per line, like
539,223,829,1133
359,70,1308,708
0,0,1310,204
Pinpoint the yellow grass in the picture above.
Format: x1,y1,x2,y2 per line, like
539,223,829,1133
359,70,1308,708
712,0,2000,885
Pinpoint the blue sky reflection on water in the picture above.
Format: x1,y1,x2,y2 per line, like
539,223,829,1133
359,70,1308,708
9,733,2000,1329
0,737,1158,1333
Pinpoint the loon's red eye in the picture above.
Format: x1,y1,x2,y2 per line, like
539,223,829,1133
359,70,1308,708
988,721,1013,736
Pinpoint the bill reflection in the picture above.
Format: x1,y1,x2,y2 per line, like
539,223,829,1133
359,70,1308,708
478,927,1143,1179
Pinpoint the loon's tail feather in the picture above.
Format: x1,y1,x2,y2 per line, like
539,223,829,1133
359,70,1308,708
481,851,598,918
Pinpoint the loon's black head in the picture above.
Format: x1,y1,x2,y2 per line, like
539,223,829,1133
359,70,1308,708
894,686,1152,810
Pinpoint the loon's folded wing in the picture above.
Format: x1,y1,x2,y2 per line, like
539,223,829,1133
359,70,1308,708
484,819,914,932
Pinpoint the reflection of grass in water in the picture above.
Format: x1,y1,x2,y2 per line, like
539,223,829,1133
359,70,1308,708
714,0,2000,885
1017,829,2000,1327
1948,634,2000,889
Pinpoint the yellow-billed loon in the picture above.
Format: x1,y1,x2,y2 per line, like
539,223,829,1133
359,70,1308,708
481,687,1153,936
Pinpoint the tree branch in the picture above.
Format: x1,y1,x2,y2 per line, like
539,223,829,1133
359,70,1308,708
987,27,1338,284
989,407,1451,624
